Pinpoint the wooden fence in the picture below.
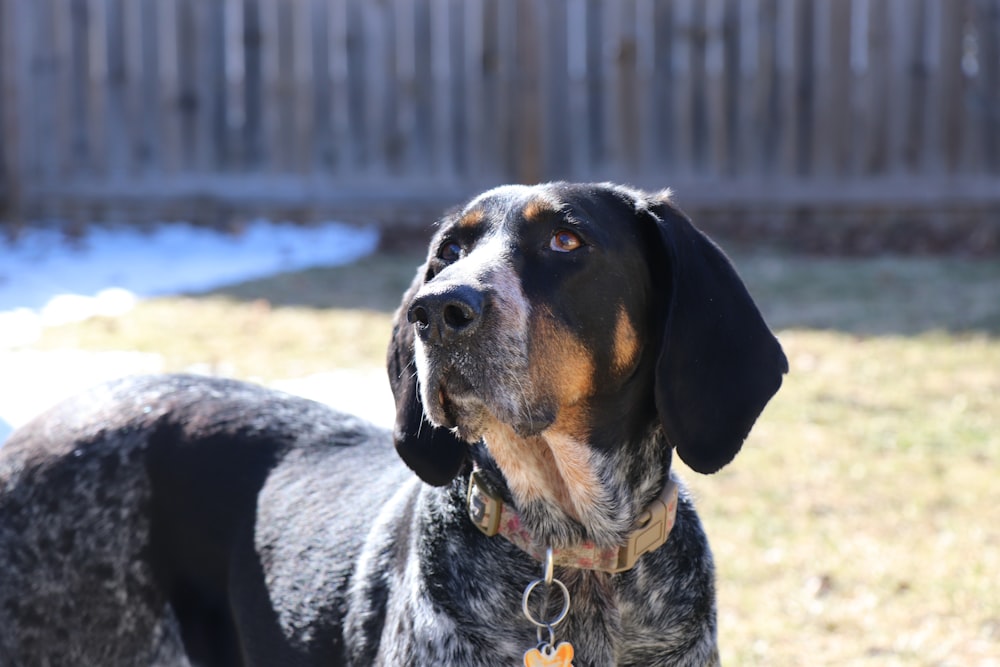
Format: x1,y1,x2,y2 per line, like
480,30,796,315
1,0,999,232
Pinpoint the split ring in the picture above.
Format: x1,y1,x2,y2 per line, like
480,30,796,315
521,577,571,630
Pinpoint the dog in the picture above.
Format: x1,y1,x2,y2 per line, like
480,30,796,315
0,182,787,666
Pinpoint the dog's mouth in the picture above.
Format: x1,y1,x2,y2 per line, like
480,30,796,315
423,367,555,441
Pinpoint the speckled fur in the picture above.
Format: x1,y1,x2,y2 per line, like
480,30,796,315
0,183,786,666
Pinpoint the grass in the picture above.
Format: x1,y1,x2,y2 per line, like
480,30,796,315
21,242,1000,666
29,250,424,379
691,330,1000,666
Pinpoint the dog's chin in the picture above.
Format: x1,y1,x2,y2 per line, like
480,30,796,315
423,380,554,443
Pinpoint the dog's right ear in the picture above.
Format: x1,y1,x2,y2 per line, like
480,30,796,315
386,266,469,486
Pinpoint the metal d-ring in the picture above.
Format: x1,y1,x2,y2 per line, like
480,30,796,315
521,550,570,632
543,546,554,586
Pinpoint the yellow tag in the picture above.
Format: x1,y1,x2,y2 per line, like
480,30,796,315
523,641,574,667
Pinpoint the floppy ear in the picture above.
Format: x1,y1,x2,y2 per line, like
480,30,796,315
386,265,469,486
644,196,788,474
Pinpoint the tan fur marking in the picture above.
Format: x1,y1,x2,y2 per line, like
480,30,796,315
483,419,601,524
531,308,595,408
458,207,485,228
521,197,558,224
543,428,602,521
612,305,641,374
483,421,554,506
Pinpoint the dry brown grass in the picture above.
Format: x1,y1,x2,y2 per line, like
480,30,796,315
689,330,1000,666
24,245,1000,666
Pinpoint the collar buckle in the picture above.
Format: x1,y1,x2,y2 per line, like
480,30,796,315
467,470,503,537
611,479,679,573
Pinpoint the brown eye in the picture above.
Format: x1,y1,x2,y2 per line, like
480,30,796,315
550,229,583,253
438,241,462,262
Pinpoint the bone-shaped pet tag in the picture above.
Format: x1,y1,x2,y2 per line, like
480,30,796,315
523,641,574,667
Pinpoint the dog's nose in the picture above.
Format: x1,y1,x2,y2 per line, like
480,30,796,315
408,285,484,345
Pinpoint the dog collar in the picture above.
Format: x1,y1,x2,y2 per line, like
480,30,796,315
467,468,679,573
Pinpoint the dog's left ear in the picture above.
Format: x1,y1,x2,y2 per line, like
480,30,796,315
641,193,788,474
387,266,469,486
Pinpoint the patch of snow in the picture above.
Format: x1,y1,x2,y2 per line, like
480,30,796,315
273,370,394,428
0,220,382,445
0,220,379,348
0,349,165,439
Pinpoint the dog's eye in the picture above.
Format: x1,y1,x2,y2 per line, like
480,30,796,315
550,229,583,253
438,241,462,262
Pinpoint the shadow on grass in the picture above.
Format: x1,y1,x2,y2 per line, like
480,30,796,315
729,250,1000,337
198,249,426,314
201,238,1000,337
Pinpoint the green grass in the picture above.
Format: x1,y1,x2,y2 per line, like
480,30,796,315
20,244,1000,665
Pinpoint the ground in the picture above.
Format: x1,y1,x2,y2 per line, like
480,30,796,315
1,225,998,666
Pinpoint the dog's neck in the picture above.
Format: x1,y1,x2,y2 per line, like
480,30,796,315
469,421,671,550
467,462,678,572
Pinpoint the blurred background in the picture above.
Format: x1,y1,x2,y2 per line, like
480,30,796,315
2,0,999,248
1,1,999,665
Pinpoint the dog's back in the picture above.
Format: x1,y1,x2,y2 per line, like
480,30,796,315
0,374,406,666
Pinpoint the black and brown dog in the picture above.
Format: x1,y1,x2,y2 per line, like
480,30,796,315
0,183,787,666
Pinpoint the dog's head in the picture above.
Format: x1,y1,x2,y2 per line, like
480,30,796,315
387,183,788,488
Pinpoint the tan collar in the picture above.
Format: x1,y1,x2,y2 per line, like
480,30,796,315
467,468,679,573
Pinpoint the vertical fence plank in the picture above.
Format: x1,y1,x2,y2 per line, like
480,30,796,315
428,0,461,179
438,0,462,179
981,0,1000,173
824,0,852,176
793,0,816,177
104,0,129,178
885,0,920,173
958,0,983,174
890,0,924,173
513,0,542,184
633,0,656,174
273,0,294,173
51,0,74,179
137,0,160,177
607,0,635,174
563,0,587,177
735,0,758,179
86,0,109,178
292,0,314,174
774,0,796,177
720,0,741,178
0,0,22,220
755,0,780,176
961,0,998,175
242,0,263,171
256,0,280,173
671,0,695,178
580,0,601,175
461,0,484,181
31,0,54,183
704,0,727,177
920,0,943,175
175,0,198,171
222,0,245,171
938,0,965,172
492,0,517,180
362,0,388,176
156,0,180,175
540,0,568,178
382,0,410,174
324,0,347,174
